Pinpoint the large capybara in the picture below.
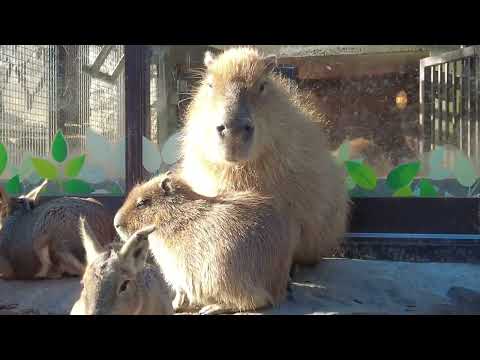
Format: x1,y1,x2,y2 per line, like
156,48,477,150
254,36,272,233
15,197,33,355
178,47,349,266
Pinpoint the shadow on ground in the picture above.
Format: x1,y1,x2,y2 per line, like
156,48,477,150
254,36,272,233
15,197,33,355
1,258,480,315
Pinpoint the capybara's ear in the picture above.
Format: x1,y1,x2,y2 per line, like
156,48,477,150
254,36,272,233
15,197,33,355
263,54,278,73
22,179,48,205
119,225,155,273
204,51,216,68
159,176,174,196
79,216,104,265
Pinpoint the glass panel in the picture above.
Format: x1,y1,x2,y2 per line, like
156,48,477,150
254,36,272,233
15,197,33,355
143,46,211,176
147,45,479,198
0,45,125,196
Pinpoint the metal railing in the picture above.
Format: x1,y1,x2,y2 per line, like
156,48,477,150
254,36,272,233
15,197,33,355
420,46,479,159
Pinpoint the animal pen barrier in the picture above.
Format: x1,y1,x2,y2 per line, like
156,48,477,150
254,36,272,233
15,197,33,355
420,46,480,159
1,45,480,263
0,45,125,168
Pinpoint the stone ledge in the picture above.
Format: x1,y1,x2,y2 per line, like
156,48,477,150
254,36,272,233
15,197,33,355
1,258,479,315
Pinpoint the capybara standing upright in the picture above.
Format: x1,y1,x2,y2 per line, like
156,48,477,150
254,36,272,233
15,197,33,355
178,47,349,265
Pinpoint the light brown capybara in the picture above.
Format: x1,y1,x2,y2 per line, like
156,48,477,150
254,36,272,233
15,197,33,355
178,47,349,266
114,172,295,314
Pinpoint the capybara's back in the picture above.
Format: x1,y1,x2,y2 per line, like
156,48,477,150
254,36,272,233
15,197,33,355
114,173,295,314
1,181,116,279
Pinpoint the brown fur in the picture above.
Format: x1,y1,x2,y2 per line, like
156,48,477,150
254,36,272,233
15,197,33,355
114,173,295,314
179,47,349,265
0,181,116,280
71,220,173,315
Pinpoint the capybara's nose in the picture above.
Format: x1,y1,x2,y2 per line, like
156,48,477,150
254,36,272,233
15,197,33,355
113,213,123,229
217,118,254,139
243,123,254,136
216,124,226,137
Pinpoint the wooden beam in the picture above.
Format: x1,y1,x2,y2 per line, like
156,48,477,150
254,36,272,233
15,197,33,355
90,45,113,73
125,45,150,193
279,51,430,80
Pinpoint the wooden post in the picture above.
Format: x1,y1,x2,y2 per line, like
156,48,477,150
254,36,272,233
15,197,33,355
125,45,150,193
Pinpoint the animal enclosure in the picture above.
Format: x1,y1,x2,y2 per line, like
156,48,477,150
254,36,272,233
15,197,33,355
0,45,479,263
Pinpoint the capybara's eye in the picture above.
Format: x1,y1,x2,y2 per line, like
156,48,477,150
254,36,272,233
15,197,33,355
216,125,226,136
119,280,130,293
136,199,150,209
259,81,267,93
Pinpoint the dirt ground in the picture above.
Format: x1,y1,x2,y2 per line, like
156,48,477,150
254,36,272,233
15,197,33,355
1,258,480,315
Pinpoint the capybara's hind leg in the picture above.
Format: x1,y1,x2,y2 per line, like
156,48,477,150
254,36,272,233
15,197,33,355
45,267,63,279
172,289,188,312
34,241,52,279
56,251,85,277
0,254,14,279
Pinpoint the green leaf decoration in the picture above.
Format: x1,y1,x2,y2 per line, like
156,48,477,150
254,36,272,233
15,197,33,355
51,130,68,163
0,143,7,175
413,186,421,197
64,154,86,178
63,179,93,195
337,141,350,163
429,167,451,181
109,182,123,195
386,161,421,190
453,150,477,187
419,179,439,197
429,146,445,167
345,175,356,191
428,146,451,180
393,185,414,197
345,160,377,191
142,137,163,173
31,158,59,180
5,175,22,194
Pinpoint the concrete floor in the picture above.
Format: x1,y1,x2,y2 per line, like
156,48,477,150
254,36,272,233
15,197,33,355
1,258,480,315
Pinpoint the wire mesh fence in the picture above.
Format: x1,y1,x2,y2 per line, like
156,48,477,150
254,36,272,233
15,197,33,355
0,45,56,166
0,45,125,170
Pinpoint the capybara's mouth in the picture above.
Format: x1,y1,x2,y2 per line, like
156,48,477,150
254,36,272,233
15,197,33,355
223,151,251,163
114,225,129,242
221,140,254,163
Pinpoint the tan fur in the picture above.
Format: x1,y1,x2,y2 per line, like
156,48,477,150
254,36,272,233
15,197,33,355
71,220,173,315
0,181,115,280
114,173,295,314
178,47,349,265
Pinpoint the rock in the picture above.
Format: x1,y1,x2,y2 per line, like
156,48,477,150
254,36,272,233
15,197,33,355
446,286,480,314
